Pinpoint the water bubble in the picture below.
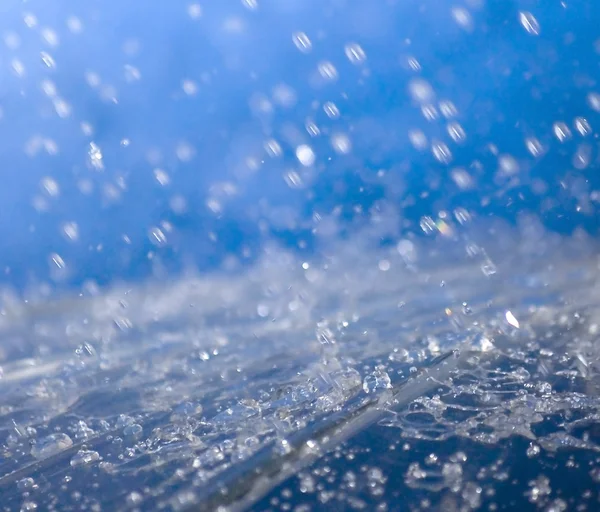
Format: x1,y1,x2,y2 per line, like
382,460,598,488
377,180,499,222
519,11,540,35
296,144,316,166
292,32,312,53
31,433,73,460
70,449,100,467
344,43,366,65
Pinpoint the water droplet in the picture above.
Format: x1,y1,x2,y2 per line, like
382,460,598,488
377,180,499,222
331,133,352,154
88,142,104,170
70,449,100,467
318,61,338,81
447,121,466,143
292,32,312,53
31,433,73,460
553,122,571,143
432,141,452,164
519,11,540,35
451,7,474,31
451,168,474,189
574,117,591,136
148,227,167,247
525,137,545,157
344,43,366,65
408,78,435,104
363,366,392,393
587,92,600,112
323,102,340,119
296,144,315,166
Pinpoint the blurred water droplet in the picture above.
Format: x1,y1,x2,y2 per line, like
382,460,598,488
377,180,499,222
408,78,435,104
70,449,100,467
318,61,338,81
574,117,591,136
553,122,571,142
331,133,352,154
148,227,167,247
88,142,104,170
31,433,73,460
519,11,540,35
296,144,315,166
344,43,366,65
292,32,312,53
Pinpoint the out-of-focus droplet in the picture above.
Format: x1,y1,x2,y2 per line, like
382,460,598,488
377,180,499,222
154,168,170,186
505,310,520,329
296,144,315,166
323,102,340,119
408,78,435,104
318,61,338,81
88,142,104,170
344,43,366,65
498,154,519,176
62,222,79,241
264,139,282,157
451,7,474,31
574,117,591,136
553,122,572,143
432,141,452,164
408,129,428,150
40,51,55,68
331,133,352,154
420,216,437,235
187,4,202,19
40,177,60,197
242,0,258,10
292,32,312,53
587,92,600,112
451,168,474,189
306,119,321,136
525,137,545,157
519,11,540,35
148,227,167,247
573,143,592,170
447,121,466,143
439,100,458,118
